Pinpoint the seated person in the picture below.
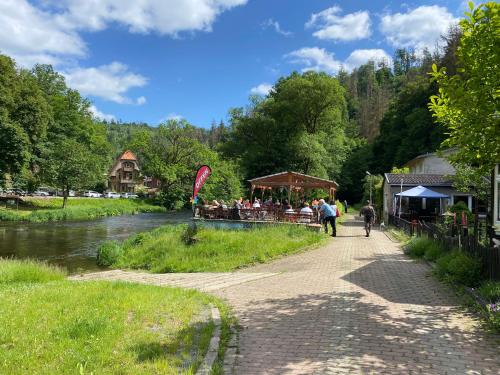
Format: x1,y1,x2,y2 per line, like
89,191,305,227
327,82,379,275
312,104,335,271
300,202,313,215
284,204,295,214
243,199,251,208
220,199,228,209
209,199,220,209
252,198,261,208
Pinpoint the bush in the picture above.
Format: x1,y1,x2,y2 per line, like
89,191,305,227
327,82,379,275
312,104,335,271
423,241,445,261
0,259,66,284
435,250,482,287
478,281,500,303
97,241,123,266
406,237,434,258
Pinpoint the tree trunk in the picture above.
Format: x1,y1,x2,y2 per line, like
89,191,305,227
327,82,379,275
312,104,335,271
62,186,68,209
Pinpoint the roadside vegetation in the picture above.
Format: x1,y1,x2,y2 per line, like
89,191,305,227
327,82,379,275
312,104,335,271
0,259,227,374
98,224,325,272
0,197,165,222
405,237,499,332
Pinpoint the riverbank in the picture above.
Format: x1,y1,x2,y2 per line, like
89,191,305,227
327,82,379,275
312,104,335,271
0,197,165,222
98,224,326,272
0,259,228,374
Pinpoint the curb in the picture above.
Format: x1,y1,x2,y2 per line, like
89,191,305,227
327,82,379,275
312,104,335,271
196,304,221,375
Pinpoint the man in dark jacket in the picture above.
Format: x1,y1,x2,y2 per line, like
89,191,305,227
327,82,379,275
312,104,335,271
359,201,375,237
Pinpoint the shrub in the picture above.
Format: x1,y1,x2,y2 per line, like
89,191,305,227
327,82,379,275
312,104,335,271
435,250,482,287
423,241,445,262
97,241,123,266
478,281,500,303
406,237,434,258
0,259,66,284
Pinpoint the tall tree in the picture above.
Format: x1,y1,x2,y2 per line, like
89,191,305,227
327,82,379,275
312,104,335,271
429,1,500,175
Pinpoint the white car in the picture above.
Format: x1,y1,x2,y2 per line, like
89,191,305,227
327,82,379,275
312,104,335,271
105,192,121,199
121,193,138,199
83,191,102,198
33,190,50,196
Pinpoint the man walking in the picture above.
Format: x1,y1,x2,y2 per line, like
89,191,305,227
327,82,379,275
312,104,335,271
319,199,336,237
360,200,375,237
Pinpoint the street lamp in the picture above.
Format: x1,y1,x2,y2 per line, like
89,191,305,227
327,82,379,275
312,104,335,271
365,171,372,205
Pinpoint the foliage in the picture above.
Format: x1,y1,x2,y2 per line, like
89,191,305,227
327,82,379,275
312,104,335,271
406,237,434,258
0,198,164,222
96,241,122,266
0,262,224,374
100,224,325,273
0,259,66,284
429,2,500,178
435,250,482,287
131,120,242,209
221,71,352,182
478,281,500,302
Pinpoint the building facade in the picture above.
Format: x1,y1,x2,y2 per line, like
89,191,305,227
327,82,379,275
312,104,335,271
403,150,456,175
108,150,142,193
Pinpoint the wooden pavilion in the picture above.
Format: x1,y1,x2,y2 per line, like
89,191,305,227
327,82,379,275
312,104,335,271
249,171,338,205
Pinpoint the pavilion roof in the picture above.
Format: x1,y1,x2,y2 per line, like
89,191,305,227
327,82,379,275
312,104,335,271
249,171,338,190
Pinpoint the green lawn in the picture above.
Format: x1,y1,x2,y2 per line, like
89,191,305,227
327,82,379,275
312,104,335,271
0,197,165,222
98,224,326,273
0,259,224,374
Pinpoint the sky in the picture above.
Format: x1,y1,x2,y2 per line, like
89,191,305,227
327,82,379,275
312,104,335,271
0,0,469,128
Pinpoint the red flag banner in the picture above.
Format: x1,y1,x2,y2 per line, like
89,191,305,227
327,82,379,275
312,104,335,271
193,165,212,198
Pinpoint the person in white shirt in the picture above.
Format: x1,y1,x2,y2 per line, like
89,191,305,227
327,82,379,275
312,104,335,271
252,198,261,208
299,202,313,223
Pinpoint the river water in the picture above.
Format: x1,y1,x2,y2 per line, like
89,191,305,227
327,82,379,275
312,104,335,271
0,212,192,273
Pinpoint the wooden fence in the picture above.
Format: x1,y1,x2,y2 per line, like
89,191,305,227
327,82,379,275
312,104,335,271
389,215,500,280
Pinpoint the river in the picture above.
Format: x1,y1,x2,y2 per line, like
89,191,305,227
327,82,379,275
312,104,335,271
0,212,192,273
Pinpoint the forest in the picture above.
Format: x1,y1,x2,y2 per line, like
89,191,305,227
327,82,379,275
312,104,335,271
0,2,498,209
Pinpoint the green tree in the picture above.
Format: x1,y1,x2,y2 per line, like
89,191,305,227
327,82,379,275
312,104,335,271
41,138,106,208
429,2,500,176
132,119,242,209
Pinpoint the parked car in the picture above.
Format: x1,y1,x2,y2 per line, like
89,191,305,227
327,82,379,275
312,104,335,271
83,191,102,198
33,190,49,196
121,193,138,199
104,192,121,199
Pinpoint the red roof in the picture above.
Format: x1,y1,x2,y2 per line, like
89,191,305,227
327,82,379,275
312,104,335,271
119,150,137,160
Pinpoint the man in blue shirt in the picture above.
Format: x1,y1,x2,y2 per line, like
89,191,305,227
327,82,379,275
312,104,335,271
319,199,337,237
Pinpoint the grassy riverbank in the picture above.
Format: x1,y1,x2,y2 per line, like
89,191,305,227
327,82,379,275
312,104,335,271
0,197,165,222
98,224,326,272
0,259,225,374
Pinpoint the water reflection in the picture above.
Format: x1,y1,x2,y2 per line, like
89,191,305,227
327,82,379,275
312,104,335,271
0,212,191,274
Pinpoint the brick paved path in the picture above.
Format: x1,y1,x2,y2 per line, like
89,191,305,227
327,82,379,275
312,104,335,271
215,215,500,374
74,215,500,374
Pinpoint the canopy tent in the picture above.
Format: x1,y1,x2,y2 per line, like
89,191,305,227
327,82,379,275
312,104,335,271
396,185,449,198
394,185,449,218
248,171,338,205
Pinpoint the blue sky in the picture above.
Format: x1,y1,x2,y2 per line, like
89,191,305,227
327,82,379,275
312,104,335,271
0,0,468,127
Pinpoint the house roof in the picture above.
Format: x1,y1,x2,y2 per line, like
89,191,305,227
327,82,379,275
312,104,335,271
384,173,454,187
119,150,137,160
249,171,338,189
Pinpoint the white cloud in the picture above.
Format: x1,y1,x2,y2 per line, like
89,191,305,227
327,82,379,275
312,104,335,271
63,62,148,104
286,47,392,74
89,105,116,122
0,0,85,67
344,49,392,70
286,47,342,74
167,113,183,121
250,83,273,96
262,19,292,37
136,96,147,105
380,5,459,51
52,0,248,36
306,6,371,41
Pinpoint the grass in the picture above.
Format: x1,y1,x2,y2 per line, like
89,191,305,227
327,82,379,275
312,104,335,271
0,259,228,374
98,224,325,272
0,197,165,222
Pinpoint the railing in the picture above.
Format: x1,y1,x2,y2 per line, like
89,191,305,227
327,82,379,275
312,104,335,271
196,206,320,224
389,214,500,280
